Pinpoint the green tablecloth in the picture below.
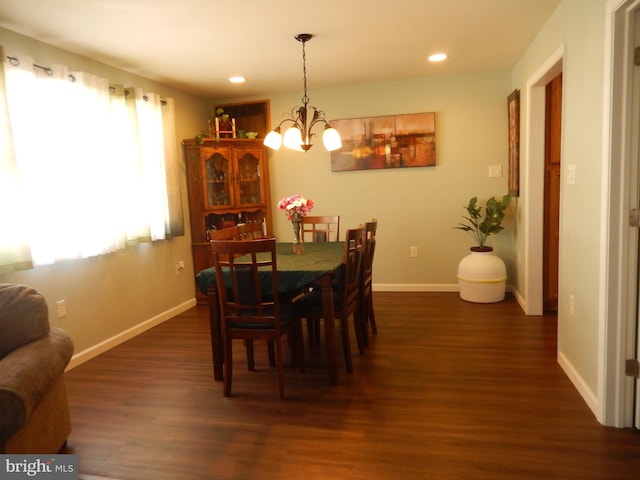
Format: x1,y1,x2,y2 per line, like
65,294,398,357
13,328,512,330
196,241,345,295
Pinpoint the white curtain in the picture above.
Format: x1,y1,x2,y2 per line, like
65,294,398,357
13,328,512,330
0,52,183,268
162,97,184,237
0,48,32,273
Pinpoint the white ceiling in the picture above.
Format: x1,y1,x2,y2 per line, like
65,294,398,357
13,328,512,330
0,0,560,100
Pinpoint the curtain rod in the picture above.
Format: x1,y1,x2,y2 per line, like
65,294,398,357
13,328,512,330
6,55,167,105
6,55,76,81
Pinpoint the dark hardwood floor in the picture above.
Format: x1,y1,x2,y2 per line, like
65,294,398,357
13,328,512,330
62,292,640,479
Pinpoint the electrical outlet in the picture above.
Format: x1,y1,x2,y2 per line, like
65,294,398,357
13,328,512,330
176,260,185,275
57,300,67,318
410,246,418,258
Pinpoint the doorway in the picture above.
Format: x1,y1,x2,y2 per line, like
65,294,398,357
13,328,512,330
543,73,562,312
522,48,563,317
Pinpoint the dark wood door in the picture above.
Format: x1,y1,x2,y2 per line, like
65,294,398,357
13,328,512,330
543,72,562,312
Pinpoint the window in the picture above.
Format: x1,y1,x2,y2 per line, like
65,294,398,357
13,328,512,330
0,52,183,271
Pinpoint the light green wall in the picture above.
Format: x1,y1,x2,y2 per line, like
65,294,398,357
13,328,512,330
511,0,607,410
0,27,205,362
228,70,514,289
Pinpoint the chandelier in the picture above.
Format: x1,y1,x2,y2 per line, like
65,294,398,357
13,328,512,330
263,34,342,152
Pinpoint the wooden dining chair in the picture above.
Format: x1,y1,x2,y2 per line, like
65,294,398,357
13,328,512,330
210,229,275,370
302,215,340,242
301,215,341,346
237,222,265,240
361,219,378,346
210,238,305,399
294,226,366,373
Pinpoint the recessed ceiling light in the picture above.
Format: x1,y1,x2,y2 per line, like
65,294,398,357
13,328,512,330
428,53,447,62
229,76,246,83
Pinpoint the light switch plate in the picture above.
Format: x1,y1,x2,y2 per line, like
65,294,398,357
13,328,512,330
489,165,502,178
567,164,576,184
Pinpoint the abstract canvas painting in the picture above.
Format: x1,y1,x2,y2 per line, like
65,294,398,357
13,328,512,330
330,112,436,172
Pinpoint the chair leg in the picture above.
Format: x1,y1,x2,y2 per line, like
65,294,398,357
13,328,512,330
296,323,306,373
361,304,370,348
223,337,233,397
306,318,320,352
305,318,313,349
287,331,297,367
353,308,366,355
245,340,256,371
341,318,353,373
314,319,322,350
275,338,285,400
267,340,276,367
367,292,377,334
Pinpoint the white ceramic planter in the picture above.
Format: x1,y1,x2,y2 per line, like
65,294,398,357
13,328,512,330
457,247,507,303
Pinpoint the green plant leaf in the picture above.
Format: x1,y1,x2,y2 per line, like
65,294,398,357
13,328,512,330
453,194,511,247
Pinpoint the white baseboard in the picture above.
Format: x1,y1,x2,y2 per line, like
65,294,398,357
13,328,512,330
373,283,514,293
558,350,599,420
510,286,528,313
66,297,197,370
373,283,459,292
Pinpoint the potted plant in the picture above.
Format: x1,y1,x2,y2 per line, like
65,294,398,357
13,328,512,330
453,194,511,303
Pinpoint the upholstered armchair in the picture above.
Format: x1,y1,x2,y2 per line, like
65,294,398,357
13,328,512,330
0,283,74,453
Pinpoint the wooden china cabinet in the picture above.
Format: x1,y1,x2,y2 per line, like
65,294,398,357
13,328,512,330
183,100,272,302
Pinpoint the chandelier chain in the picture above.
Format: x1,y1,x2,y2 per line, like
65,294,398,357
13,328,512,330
301,39,309,106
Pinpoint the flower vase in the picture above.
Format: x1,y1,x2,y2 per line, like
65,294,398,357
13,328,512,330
292,221,304,254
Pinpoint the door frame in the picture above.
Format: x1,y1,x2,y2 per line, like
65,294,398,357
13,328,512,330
522,46,564,317
601,0,640,427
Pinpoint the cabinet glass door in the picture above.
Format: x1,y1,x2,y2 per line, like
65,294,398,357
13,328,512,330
236,151,263,207
203,150,232,209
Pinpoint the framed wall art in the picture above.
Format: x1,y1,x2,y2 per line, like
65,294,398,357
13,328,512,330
507,89,520,197
330,112,436,172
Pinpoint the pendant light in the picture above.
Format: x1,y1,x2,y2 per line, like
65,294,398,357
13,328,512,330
263,34,342,152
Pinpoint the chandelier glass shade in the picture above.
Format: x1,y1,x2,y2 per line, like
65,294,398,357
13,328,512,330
263,34,342,153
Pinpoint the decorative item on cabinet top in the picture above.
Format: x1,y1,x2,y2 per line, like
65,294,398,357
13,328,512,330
216,100,270,140
192,100,271,145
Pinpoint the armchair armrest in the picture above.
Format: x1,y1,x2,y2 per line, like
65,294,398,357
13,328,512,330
0,328,73,443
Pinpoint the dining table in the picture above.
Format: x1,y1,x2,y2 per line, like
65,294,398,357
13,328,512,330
195,241,345,386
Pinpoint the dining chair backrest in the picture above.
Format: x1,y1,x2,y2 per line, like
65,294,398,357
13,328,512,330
302,215,340,242
211,238,278,320
363,219,377,285
342,226,366,315
237,222,265,240
361,219,378,339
